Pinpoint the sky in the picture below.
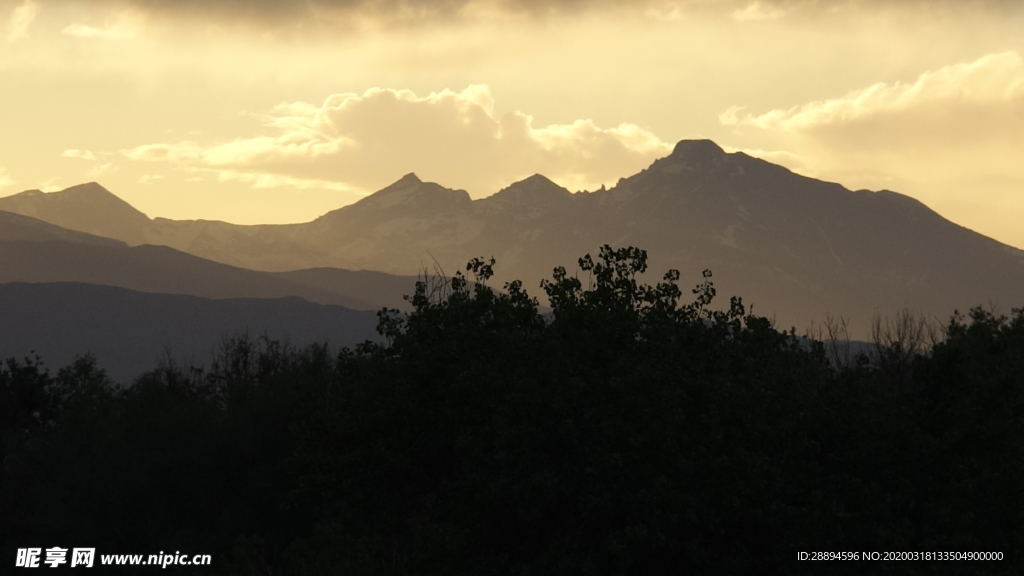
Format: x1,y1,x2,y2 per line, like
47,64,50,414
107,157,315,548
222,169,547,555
2,0,1023,249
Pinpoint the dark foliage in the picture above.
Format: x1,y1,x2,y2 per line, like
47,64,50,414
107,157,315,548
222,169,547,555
2,246,1021,574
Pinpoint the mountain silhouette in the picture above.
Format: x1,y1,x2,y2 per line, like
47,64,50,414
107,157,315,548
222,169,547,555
0,183,151,244
0,283,380,383
0,209,125,246
0,209,420,311
0,239,418,311
4,141,1022,335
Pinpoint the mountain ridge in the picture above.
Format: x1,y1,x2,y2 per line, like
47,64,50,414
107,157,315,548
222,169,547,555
0,282,379,382
3,140,1021,336
0,236,418,312
0,210,127,246
0,182,152,244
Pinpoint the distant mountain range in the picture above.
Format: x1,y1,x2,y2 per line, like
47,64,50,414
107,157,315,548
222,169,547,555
0,283,379,383
0,210,123,246
0,199,419,310
0,206,412,380
3,139,1023,336
0,239,417,312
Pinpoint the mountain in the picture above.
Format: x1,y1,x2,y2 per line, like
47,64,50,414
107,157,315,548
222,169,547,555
0,183,152,244
0,283,380,383
0,184,315,270
0,210,418,311
0,210,125,246
585,140,1024,334
290,144,1024,337
4,141,1023,335
0,239,418,311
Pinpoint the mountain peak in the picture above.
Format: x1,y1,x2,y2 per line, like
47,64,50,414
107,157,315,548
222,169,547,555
49,182,150,219
487,174,570,201
63,181,115,196
15,182,142,212
520,173,555,185
0,182,151,244
477,174,572,218
670,139,726,164
339,173,470,214
503,174,567,195
396,172,422,186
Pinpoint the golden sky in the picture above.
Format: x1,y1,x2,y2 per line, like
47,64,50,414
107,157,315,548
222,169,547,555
2,0,1023,249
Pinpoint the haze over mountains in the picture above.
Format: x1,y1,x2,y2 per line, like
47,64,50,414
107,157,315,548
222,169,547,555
0,205,411,380
0,239,416,312
0,283,379,382
0,210,123,246
3,139,1023,340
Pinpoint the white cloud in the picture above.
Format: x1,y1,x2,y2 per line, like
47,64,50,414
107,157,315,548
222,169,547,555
213,170,359,192
61,12,139,40
724,52,1024,132
719,52,1024,182
138,174,165,183
6,0,38,42
62,149,98,161
124,142,203,163
37,177,62,192
721,146,811,172
0,168,13,190
643,3,687,21
122,84,673,196
720,51,1024,248
718,105,745,126
87,162,115,177
61,22,135,40
731,2,786,21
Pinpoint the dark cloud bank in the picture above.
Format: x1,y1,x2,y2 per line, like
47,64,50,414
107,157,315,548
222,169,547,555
72,0,1023,27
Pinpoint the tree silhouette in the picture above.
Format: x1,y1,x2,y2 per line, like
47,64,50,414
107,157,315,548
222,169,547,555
1,248,1021,575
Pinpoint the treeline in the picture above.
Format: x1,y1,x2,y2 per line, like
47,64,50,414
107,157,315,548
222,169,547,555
1,246,1022,575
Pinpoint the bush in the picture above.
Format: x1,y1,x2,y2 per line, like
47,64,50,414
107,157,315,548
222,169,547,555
2,247,1021,575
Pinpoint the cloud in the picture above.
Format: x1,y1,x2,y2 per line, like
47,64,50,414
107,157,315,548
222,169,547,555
6,0,38,42
123,142,202,163
54,0,1024,31
213,170,359,192
37,177,62,192
61,22,135,40
87,162,115,177
0,168,13,190
62,149,98,160
724,52,1024,133
58,8,140,39
62,150,115,177
731,2,786,21
720,51,1024,247
721,145,811,172
122,84,673,195
719,52,1024,181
